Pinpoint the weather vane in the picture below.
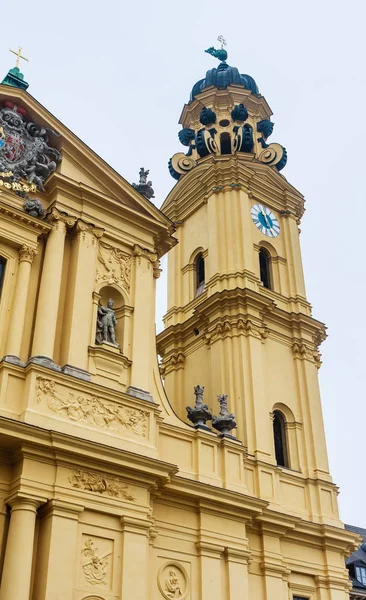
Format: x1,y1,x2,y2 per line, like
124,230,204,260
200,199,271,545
9,46,29,69
217,35,227,49
205,36,228,62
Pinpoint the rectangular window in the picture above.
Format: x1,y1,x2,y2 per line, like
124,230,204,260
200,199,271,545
356,566,366,585
293,597,309,600
0,257,6,298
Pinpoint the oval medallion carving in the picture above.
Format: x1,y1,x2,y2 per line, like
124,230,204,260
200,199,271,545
158,562,188,600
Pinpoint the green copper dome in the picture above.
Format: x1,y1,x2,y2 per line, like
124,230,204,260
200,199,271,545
190,61,259,102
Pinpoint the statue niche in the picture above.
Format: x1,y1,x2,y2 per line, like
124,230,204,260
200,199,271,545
96,298,119,347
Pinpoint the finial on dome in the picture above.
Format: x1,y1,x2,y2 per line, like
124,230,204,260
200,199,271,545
205,35,228,62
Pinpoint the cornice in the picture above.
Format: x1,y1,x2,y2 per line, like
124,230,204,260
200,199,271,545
162,154,304,224
179,85,273,128
0,198,51,236
0,415,178,488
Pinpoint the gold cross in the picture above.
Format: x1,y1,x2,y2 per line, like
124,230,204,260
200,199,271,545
217,35,227,49
9,46,29,69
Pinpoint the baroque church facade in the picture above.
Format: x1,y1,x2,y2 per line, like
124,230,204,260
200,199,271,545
0,47,359,600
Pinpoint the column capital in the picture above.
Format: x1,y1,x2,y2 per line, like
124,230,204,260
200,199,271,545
120,514,152,535
5,493,47,512
76,219,104,241
39,498,84,521
18,244,38,264
46,207,76,229
133,244,161,278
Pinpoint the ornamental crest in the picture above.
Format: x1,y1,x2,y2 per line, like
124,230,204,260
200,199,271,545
0,101,62,191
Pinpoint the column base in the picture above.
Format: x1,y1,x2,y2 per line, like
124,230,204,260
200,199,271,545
27,356,62,372
62,364,91,382
127,385,153,402
1,355,26,367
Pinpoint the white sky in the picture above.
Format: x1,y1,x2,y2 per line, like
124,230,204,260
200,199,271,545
2,0,365,526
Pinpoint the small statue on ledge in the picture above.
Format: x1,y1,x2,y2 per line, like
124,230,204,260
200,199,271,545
132,167,155,200
96,298,118,346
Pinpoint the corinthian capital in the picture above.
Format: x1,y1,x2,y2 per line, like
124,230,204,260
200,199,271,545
19,245,38,263
133,244,161,277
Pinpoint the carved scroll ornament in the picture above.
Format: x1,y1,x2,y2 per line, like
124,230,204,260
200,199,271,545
81,538,110,586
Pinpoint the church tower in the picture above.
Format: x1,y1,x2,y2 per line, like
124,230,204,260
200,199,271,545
0,47,359,600
158,44,337,515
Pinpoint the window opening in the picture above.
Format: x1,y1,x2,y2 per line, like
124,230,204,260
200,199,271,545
0,257,6,298
356,566,366,586
259,248,271,289
195,254,205,297
220,132,231,155
273,410,288,467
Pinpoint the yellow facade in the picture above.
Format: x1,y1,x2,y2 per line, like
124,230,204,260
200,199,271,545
0,65,359,600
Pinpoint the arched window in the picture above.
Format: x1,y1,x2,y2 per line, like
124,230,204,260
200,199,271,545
195,253,205,297
220,132,232,155
0,257,6,298
259,248,272,289
273,410,289,467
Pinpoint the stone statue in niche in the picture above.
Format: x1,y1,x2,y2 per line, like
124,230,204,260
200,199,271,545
96,298,119,346
165,570,183,599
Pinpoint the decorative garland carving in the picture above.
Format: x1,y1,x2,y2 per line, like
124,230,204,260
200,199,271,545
96,241,131,290
81,538,111,586
69,468,136,501
18,244,38,263
36,377,149,437
133,244,161,278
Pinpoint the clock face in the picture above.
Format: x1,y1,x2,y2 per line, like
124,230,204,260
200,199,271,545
251,204,280,238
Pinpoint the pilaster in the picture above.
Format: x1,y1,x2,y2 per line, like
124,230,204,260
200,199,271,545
120,515,152,600
60,220,103,380
32,499,84,600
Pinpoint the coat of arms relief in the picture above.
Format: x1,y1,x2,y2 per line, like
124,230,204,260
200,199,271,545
0,100,61,191
96,241,131,292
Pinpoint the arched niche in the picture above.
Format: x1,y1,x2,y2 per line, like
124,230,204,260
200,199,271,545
94,284,125,350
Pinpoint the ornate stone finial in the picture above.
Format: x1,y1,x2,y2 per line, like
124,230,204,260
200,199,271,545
205,35,228,62
132,167,155,200
186,385,212,430
212,394,237,438
23,196,45,218
95,298,119,347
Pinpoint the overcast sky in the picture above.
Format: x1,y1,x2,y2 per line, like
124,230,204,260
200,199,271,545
2,0,365,527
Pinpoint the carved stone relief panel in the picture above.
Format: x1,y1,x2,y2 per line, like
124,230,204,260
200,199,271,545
158,562,189,600
81,536,113,589
35,376,149,438
69,468,136,501
96,241,131,292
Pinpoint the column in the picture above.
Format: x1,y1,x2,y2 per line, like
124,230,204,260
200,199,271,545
0,497,41,600
120,516,150,600
129,245,158,394
196,541,224,600
61,221,103,379
31,209,75,363
32,499,83,600
4,245,38,361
